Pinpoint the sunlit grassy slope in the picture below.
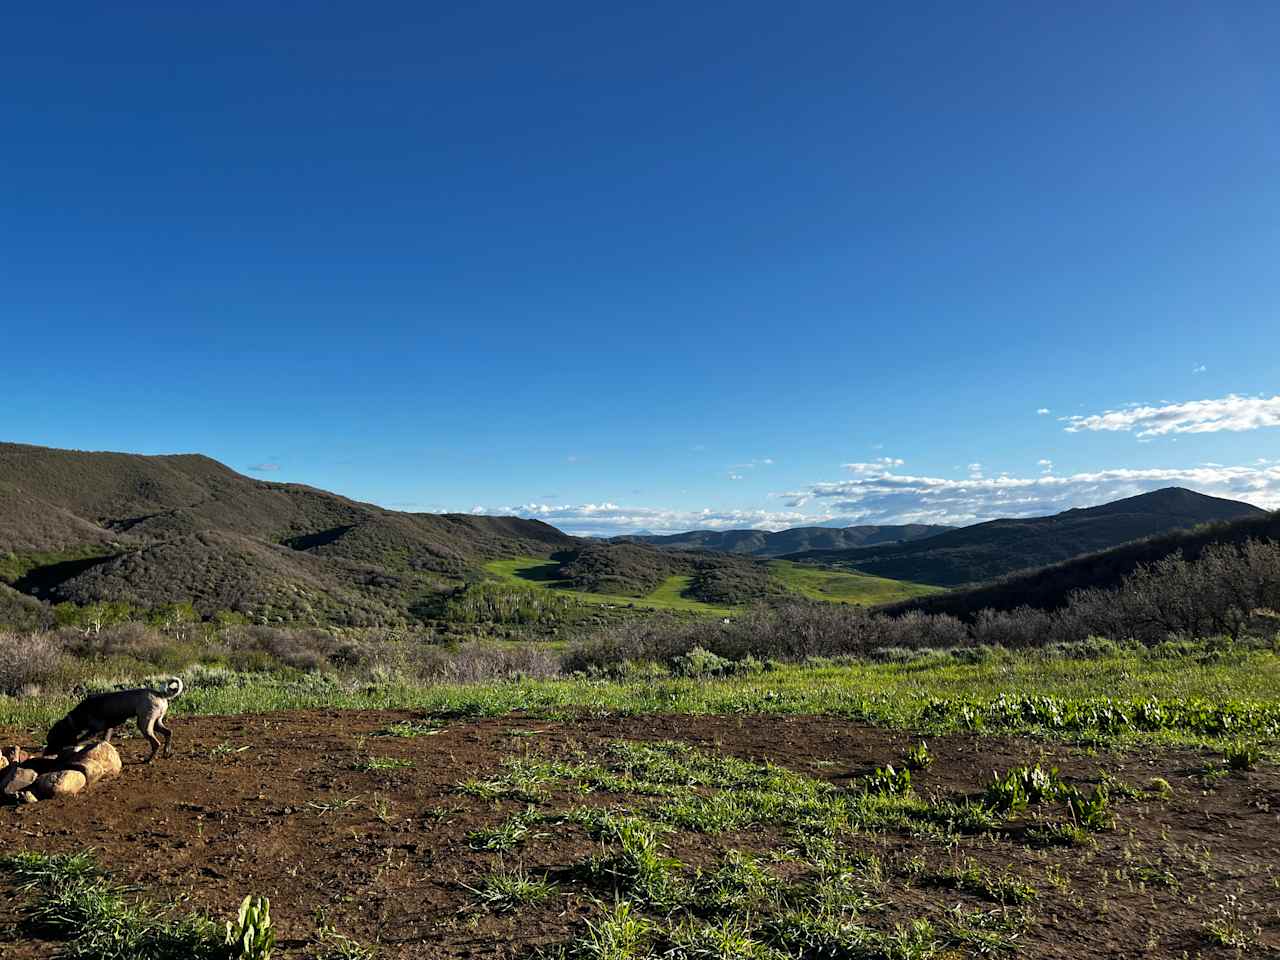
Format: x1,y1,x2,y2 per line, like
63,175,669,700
484,558,734,615
486,556,943,614
767,560,944,605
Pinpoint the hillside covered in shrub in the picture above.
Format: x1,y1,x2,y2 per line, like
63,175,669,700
780,487,1264,586
0,442,573,626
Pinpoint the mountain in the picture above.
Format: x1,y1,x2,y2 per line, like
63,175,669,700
881,508,1280,620
614,524,951,557
0,442,574,625
779,488,1267,587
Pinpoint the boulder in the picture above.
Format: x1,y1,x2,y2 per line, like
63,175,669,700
30,769,87,800
0,765,38,799
64,741,122,787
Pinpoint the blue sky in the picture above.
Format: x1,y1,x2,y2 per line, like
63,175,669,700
2,2,1278,534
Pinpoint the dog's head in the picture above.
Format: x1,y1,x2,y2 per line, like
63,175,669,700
45,715,83,755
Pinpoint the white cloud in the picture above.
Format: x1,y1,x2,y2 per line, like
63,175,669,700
728,473,744,481
968,463,984,479
1062,394,1280,438
1193,364,1207,374
844,457,904,474
499,502,820,537
247,462,280,473
1036,408,1051,415
780,463,1280,527
486,460,1280,535
1038,459,1054,474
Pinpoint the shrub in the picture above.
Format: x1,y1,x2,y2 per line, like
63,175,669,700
0,630,69,695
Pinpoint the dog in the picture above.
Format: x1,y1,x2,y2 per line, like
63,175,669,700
46,677,184,763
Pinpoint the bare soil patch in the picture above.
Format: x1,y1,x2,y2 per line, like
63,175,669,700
1,710,1277,958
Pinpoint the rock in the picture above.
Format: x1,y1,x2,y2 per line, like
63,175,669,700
65,741,122,787
0,765,38,799
1,746,29,765
31,769,87,800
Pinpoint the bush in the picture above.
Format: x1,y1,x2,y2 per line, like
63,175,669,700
0,630,69,695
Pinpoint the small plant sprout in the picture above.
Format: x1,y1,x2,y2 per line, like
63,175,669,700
864,764,912,796
226,895,275,960
902,741,933,771
1065,785,1113,832
1223,741,1262,772
470,864,557,911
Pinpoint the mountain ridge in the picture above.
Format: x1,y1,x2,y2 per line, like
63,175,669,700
0,441,574,624
612,524,951,557
779,487,1266,586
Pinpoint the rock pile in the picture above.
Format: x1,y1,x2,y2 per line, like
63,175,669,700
0,741,122,804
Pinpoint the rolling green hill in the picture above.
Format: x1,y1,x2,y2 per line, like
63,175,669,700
486,555,944,616
882,509,1280,620
0,441,575,625
614,523,950,556
780,488,1265,587
484,557,736,615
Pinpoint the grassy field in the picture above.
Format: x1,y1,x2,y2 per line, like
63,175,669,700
4,646,1278,750
484,558,736,615
767,560,943,605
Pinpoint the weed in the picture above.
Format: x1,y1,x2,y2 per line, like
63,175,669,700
226,895,275,960
919,857,1038,906
467,806,544,851
902,741,933,771
588,816,684,905
471,865,558,911
863,764,912,797
1224,740,1262,771
573,901,651,960
0,850,230,960
1202,894,1257,949
1065,786,1113,832
368,793,394,823
374,720,444,738
310,927,377,960
1025,823,1095,848
354,756,413,772
982,764,1065,815
307,796,363,816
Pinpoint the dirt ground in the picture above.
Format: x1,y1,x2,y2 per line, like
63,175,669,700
2,710,1277,959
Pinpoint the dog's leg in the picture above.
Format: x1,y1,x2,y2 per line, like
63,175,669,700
155,717,173,759
139,715,162,763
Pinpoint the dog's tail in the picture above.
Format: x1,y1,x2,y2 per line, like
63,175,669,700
161,677,184,699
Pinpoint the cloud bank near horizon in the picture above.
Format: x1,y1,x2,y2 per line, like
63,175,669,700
485,462,1280,536
1063,394,1280,438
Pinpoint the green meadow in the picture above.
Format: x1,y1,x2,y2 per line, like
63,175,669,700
766,559,943,605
